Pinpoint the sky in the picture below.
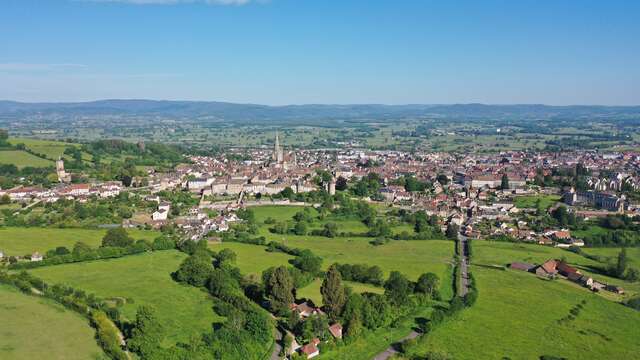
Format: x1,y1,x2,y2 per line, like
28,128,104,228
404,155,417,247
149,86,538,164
0,0,639,105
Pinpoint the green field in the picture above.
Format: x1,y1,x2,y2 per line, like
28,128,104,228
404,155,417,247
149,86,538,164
248,205,456,299
209,241,294,277
0,284,104,360
0,227,160,256
8,137,91,162
582,247,640,267
209,242,386,304
471,240,639,298
0,150,54,168
417,267,640,359
29,250,221,347
513,194,561,209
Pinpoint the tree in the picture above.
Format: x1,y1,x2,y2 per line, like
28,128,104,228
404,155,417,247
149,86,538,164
128,306,164,358
265,266,294,314
335,176,348,191
446,223,459,240
344,311,363,340
321,265,346,320
291,250,323,274
72,241,93,258
384,271,410,306
0,194,10,205
415,272,440,297
54,246,70,256
321,222,338,238
101,228,134,248
500,173,509,190
436,174,449,185
293,221,308,235
174,251,213,287
616,248,628,278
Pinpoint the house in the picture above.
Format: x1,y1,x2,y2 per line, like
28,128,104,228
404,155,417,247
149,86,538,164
605,284,625,294
300,338,320,359
535,259,558,278
152,209,168,221
31,252,43,262
567,273,593,288
556,262,580,277
290,302,323,318
328,323,343,339
509,262,535,272
0,250,4,259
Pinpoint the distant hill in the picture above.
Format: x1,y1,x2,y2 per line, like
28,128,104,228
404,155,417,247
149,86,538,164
1,99,639,121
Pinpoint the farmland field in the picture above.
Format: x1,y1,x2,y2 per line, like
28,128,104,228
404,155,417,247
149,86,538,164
8,137,92,162
0,150,54,168
415,267,640,360
29,250,222,347
0,227,160,256
0,284,104,360
209,241,387,304
470,240,640,298
248,205,456,299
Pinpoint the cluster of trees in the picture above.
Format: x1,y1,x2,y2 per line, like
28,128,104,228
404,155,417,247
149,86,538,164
335,263,384,286
170,242,274,359
10,230,176,270
351,173,383,198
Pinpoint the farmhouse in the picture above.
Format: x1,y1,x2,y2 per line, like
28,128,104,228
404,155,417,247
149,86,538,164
535,259,558,278
328,323,343,339
509,262,535,272
30,252,43,262
300,338,321,359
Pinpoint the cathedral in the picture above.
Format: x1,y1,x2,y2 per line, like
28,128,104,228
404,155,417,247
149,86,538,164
271,131,295,169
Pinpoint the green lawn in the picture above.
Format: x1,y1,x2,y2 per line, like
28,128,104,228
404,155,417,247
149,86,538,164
29,250,222,347
0,285,104,360
416,267,640,360
296,278,384,306
0,227,160,256
471,240,640,298
0,150,54,168
513,194,561,209
209,241,294,278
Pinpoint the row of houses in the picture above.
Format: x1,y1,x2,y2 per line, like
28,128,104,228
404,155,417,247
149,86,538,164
0,182,122,202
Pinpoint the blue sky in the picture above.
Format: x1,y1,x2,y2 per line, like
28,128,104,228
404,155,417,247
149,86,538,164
1,0,639,105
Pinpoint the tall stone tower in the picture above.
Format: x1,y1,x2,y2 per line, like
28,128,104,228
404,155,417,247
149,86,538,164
56,158,71,183
273,131,284,164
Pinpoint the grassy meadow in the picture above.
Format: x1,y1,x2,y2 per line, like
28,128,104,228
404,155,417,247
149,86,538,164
29,250,222,347
0,227,160,256
471,240,640,298
513,194,562,209
241,205,456,300
415,267,640,360
0,150,54,168
0,285,104,360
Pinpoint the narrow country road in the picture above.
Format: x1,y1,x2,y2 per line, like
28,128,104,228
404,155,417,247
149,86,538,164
372,330,421,360
269,324,284,360
458,234,470,297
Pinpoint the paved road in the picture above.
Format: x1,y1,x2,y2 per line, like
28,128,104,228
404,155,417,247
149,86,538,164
269,325,284,360
458,234,470,297
372,330,421,360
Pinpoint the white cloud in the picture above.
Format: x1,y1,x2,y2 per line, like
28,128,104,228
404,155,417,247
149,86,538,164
81,0,253,5
0,63,88,71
